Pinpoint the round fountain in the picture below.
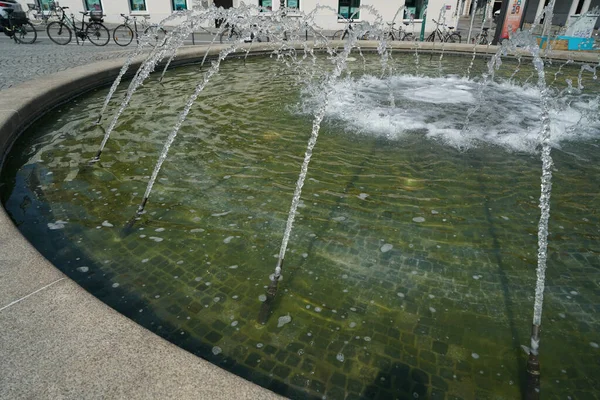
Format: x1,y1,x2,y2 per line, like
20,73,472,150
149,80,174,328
0,3,599,400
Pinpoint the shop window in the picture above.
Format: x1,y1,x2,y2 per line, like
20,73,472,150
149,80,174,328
129,0,147,12
83,0,102,11
338,0,360,19
404,0,424,19
259,0,272,11
172,0,187,10
287,0,299,9
39,0,54,11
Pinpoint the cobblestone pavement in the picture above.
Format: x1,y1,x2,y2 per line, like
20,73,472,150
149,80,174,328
0,37,134,90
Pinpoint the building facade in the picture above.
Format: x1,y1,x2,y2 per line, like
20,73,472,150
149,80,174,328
16,0,600,31
17,0,462,32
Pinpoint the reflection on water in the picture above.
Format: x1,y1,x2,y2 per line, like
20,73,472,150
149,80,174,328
1,54,599,399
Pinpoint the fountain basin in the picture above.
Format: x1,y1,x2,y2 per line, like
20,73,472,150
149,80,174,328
0,42,599,399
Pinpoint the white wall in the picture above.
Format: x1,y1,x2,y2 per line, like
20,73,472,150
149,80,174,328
269,0,459,33
16,0,457,31
16,0,194,24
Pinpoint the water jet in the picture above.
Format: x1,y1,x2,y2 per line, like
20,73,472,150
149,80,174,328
1,4,599,399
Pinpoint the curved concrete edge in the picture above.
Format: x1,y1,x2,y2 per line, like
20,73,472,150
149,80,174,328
0,44,285,400
0,41,597,399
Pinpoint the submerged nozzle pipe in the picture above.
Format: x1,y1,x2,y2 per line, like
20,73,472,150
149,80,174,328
121,197,149,236
89,150,102,165
525,324,541,400
137,197,149,214
257,258,284,324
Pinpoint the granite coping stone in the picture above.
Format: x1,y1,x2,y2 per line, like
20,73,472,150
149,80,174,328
0,41,596,399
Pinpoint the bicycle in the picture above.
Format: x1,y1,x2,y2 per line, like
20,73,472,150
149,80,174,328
474,27,490,45
25,1,64,26
385,21,415,41
0,10,37,44
46,9,109,46
219,20,269,44
332,19,370,40
113,13,167,47
425,19,461,43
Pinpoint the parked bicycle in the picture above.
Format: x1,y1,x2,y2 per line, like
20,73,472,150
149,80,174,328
219,20,269,44
332,19,369,40
385,21,416,41
46,9,109,46
113,13,167,47
425,19,461,43
474,27,490,45
26,1,64,26
0,10,37,44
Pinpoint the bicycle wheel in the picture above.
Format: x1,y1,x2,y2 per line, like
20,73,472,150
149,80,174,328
46,21,71,45
425,32,435,42
14,22,37,44
402,32,415,41
26,9,42,26
475,34,488,45
113,24,133,46
86,22,109,46
219,29,240,44
144,25,167,47
332,30,345,40
446,33,461,43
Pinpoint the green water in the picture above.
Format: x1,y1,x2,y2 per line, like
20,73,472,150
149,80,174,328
1,54,599,400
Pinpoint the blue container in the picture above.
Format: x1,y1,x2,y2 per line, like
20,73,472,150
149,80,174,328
538,35,596,50
562,36,595,50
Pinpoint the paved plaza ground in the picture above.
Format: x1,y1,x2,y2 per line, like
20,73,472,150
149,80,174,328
0,31,219,91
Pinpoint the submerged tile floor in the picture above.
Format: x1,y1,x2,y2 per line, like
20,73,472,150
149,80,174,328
1,55,599,399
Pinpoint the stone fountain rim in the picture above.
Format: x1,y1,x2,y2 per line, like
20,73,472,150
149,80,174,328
0,42,597,399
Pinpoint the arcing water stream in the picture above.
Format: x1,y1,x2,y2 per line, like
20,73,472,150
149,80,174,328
78,2,600,397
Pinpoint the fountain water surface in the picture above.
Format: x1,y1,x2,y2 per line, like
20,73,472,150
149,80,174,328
1,2,600,399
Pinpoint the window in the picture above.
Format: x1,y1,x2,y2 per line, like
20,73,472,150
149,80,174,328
84,0,102,11
404,0,424,19
129,0,147,12
259,0,272,11
338,0,360,19
172,0,187,10
39,0,53,12
287,0,299,9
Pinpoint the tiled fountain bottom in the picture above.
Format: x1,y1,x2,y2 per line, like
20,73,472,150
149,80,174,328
2,55,599,399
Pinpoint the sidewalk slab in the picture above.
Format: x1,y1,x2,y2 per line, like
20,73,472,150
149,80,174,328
0,278,281,399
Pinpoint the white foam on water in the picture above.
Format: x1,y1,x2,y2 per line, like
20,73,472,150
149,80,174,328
48,220,68,230
223,236,234,243
381,244,393,253
302,74,600,153
277,314,292,328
